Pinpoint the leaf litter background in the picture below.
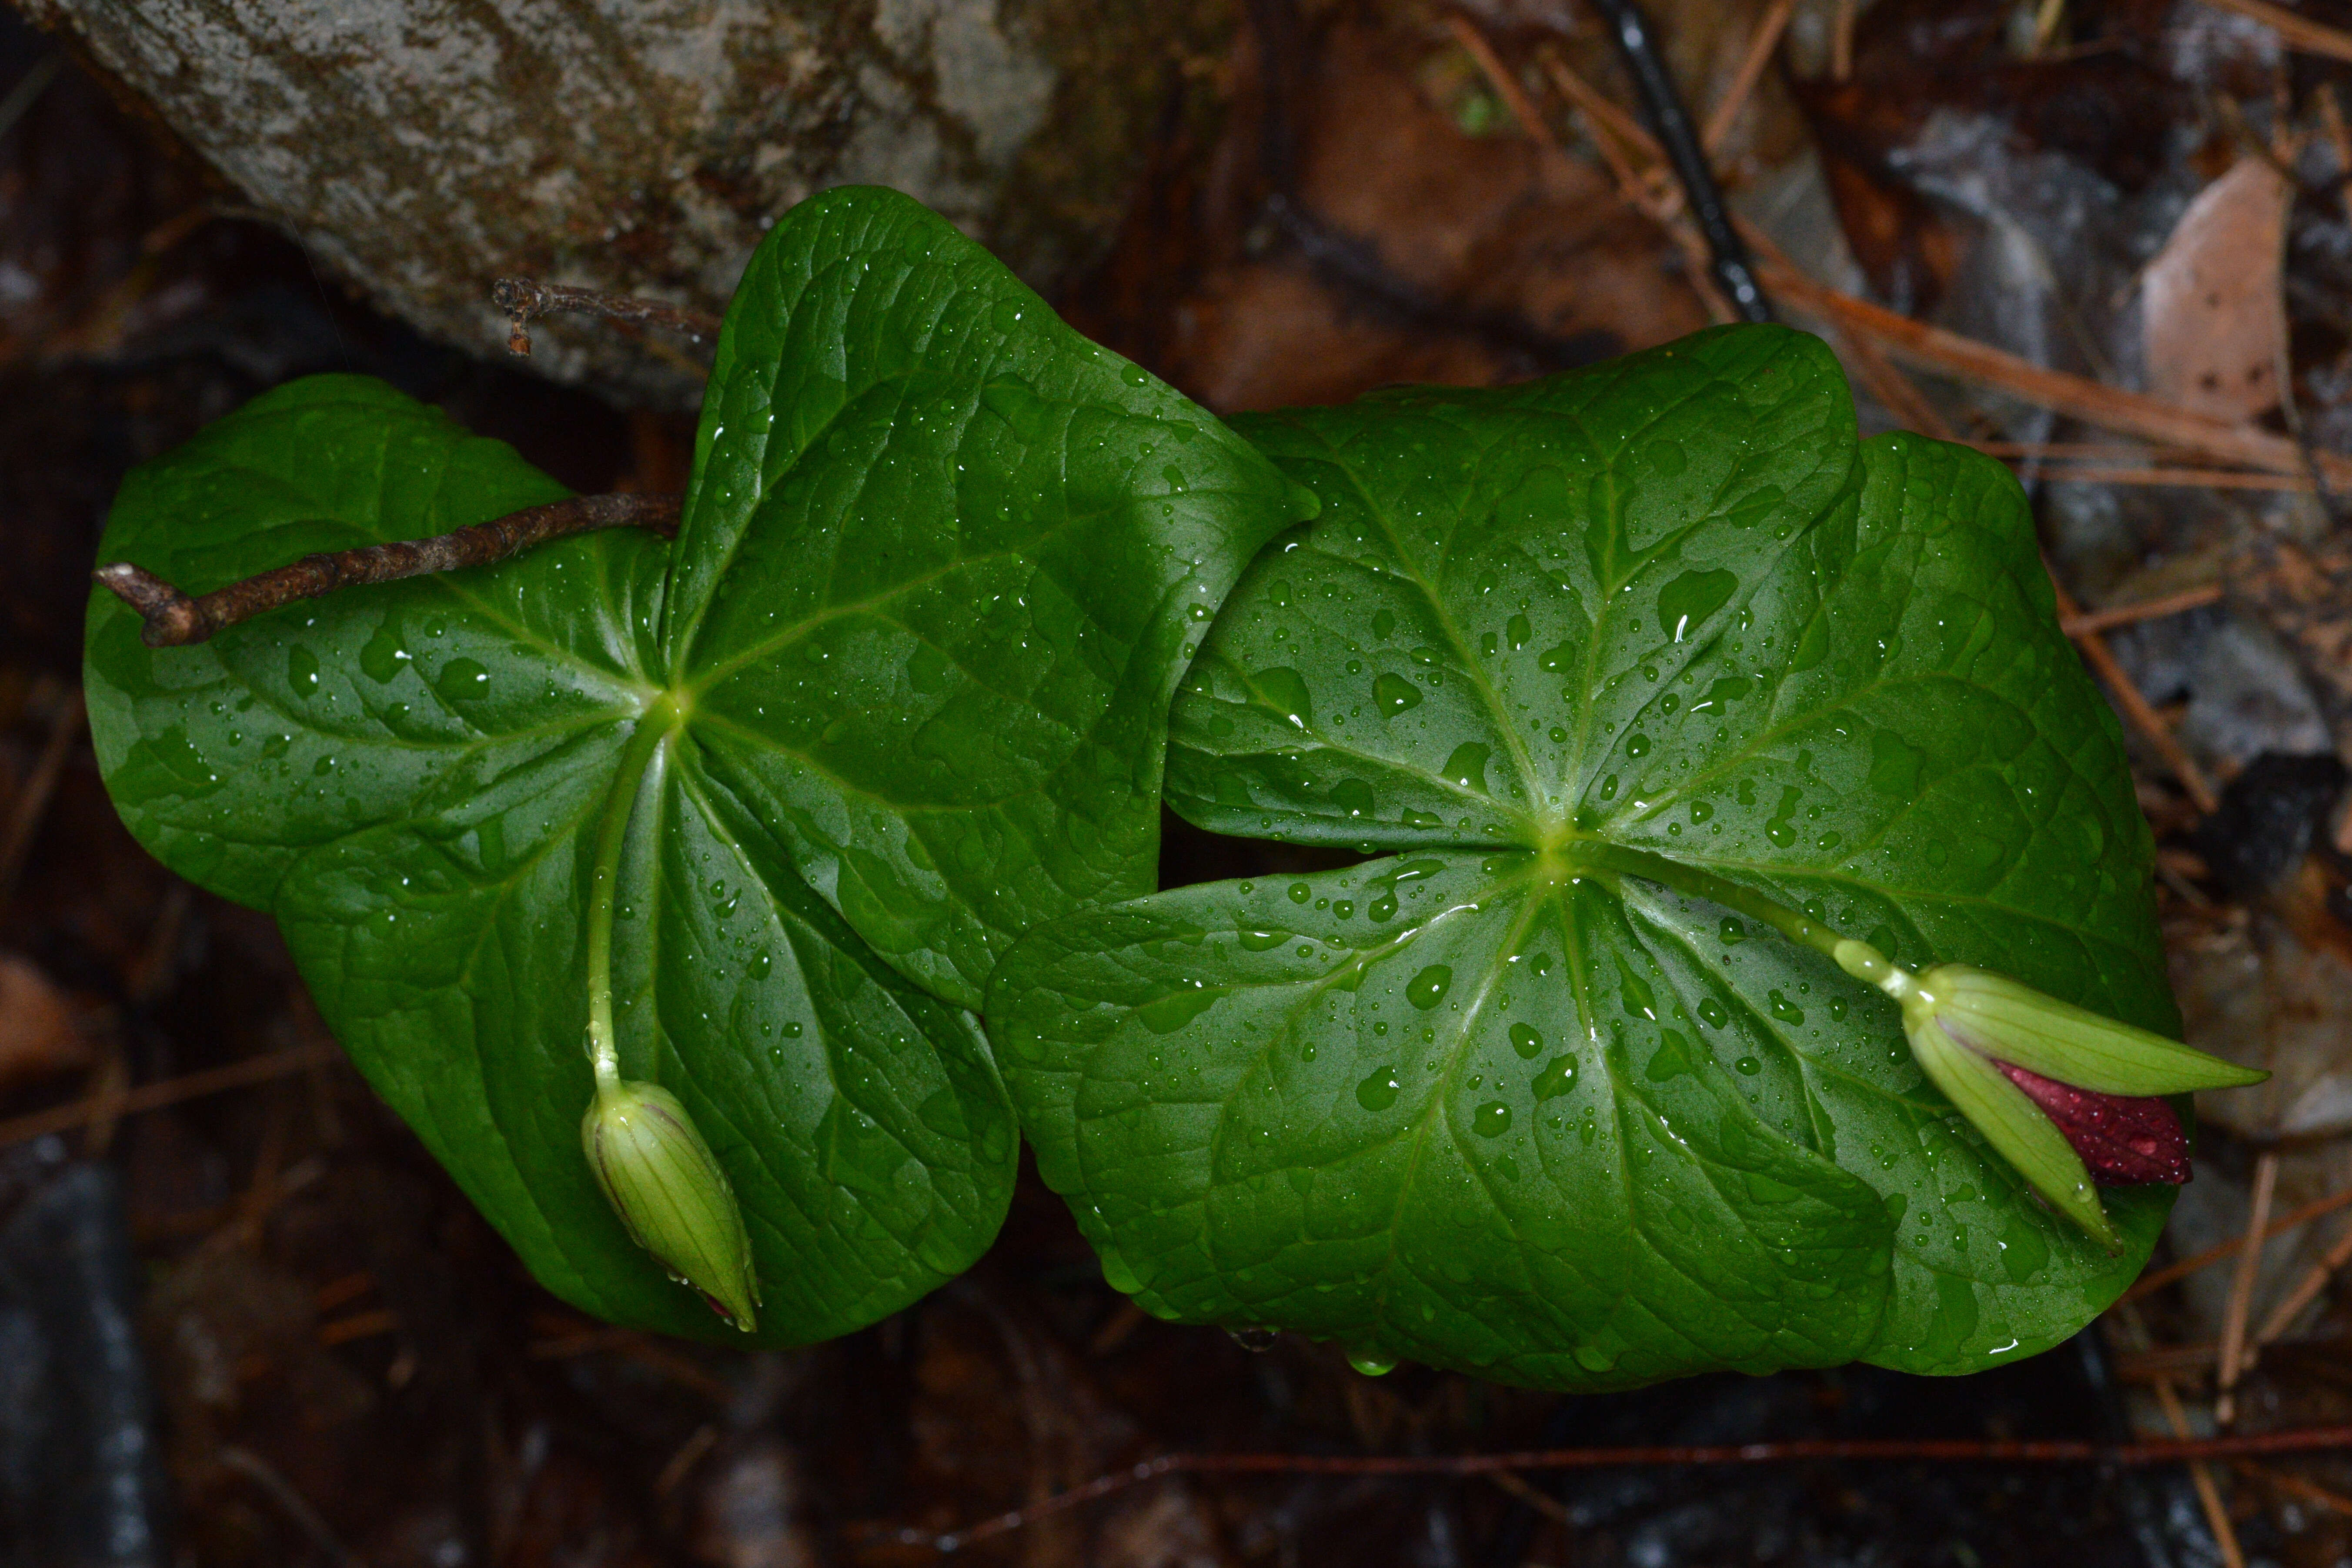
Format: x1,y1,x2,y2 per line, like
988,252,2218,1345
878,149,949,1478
10,0,2352,1565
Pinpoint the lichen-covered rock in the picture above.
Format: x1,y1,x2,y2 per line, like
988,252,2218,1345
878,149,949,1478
24,0,1232,404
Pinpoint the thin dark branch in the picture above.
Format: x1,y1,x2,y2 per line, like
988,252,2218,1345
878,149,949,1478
491,277,724,356
1580,0,1774,323
872,1426,2352,1553
94,492,682,648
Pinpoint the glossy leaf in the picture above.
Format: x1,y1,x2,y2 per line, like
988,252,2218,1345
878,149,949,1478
992,325,2175,1386
85,187,1304,1343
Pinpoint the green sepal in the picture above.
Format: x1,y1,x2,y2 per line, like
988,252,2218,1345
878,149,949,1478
583,1077,762,1330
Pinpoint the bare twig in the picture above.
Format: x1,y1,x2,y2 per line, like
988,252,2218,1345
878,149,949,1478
1524,45,1734,321
2038,465,2313,491
217,1447,367,1568
0,1043,337,1150
1831,0,1858,80
2196,0,2352,65
2061,585,2225,637
0,685,83,906
1754,256,2352,486
2255,1211,2352,1346
2240,1460,2352,1518
873,1428,2352,1553
2044,568,2222,814
1703,0,1794,156
2123,1183,2352,1303
2153,1379,2247,1568
94,493,682,648
492,277,722,357
2218,1152,2280,1426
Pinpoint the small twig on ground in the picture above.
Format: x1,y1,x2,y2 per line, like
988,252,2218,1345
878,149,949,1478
2124,1183,2352,1304
1831,0,1858,80
94,493,682,648
2061,585,2225,637
2240,1460,2352,1518
2042,566,2221,815
2034,466,2312,491
2197,0,2352,65
1577,0,1772,320
1703,0,1794,156
1754,255,2352,485
216,1446,367,1568
1518,42,1734,321
492,277,722,357
2219,1152,2281,1427
1834,325,1958,439
0,1043,337,1150
873,1428,2352,1554
2153,1377,2248,1568
1485,1469,1574,1526
0,684,83,907
2255,1213,2352,1346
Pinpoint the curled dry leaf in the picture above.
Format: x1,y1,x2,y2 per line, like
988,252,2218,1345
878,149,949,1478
2142,157,2292,422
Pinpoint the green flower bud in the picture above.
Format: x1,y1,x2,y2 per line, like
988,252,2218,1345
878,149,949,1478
1834,939,2266,1250
582,1078,760,1330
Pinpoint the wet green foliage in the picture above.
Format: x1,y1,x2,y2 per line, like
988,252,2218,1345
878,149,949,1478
87,190,2174,1377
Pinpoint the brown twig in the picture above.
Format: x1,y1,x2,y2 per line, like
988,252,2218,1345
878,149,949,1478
2255,1213,2352,1345
2123,1183,2352,1303
2061,585,2226,637
1703,0,1795,155
0,685,82,907
1522,44,1732,321
491,277,722,357
2035,465,2313,491
2218,1152,2281,1426
2154,1378,2248,1568
876,1428,2352,1553
1754,256,2352,486
2240,1460,2352,1518
2197,0,2352,64
0,1043,337,1150
216,1447,366,1568
94,493,682,649
2044,568,2222,814
1831,0,1859,80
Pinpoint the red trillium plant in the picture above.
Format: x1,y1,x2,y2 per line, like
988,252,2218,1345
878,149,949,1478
84,185,2282,1387
1832,941,2265,1249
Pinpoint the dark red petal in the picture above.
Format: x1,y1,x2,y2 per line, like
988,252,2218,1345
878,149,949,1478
1996,1062,2192,1185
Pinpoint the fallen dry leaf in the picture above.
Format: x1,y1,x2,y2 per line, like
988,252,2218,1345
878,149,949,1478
2143,155,2292,421
0,950,88,1093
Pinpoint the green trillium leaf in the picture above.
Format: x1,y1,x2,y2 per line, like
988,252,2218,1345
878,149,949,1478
84,187,1304,1344
991,325,2175,1386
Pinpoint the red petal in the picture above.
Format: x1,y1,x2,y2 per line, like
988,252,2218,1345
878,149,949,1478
1996,1062,2192,1185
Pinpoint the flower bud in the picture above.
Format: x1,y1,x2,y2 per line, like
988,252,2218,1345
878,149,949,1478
1834,941,2266,1249
582,1078,760,1330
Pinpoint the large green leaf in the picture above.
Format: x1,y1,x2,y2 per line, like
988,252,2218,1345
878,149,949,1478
85,188,1304,1344
991,325,2175,1387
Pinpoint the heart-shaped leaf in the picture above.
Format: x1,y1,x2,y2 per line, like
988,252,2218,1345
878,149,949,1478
85,188,1305,1343
990,325,2175,1386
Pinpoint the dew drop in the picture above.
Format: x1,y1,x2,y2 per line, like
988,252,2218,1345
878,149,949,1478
1373,672,1422,715
1406,965,1452,1009
1356,1067,1402,1111
1473,1101,1511,1137
1509,1022,1543,1059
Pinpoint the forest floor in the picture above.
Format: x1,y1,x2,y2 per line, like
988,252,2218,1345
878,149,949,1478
6,1,2352,1565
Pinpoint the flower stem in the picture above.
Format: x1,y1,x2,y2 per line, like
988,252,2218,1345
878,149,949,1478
586,706,676,1092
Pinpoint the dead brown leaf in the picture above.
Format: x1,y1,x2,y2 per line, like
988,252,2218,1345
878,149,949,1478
2143,156,2292,421
0,949,88,1092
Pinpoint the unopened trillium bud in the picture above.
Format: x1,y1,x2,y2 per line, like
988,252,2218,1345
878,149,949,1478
582,1078,761,1330
1833,939,2265,1250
